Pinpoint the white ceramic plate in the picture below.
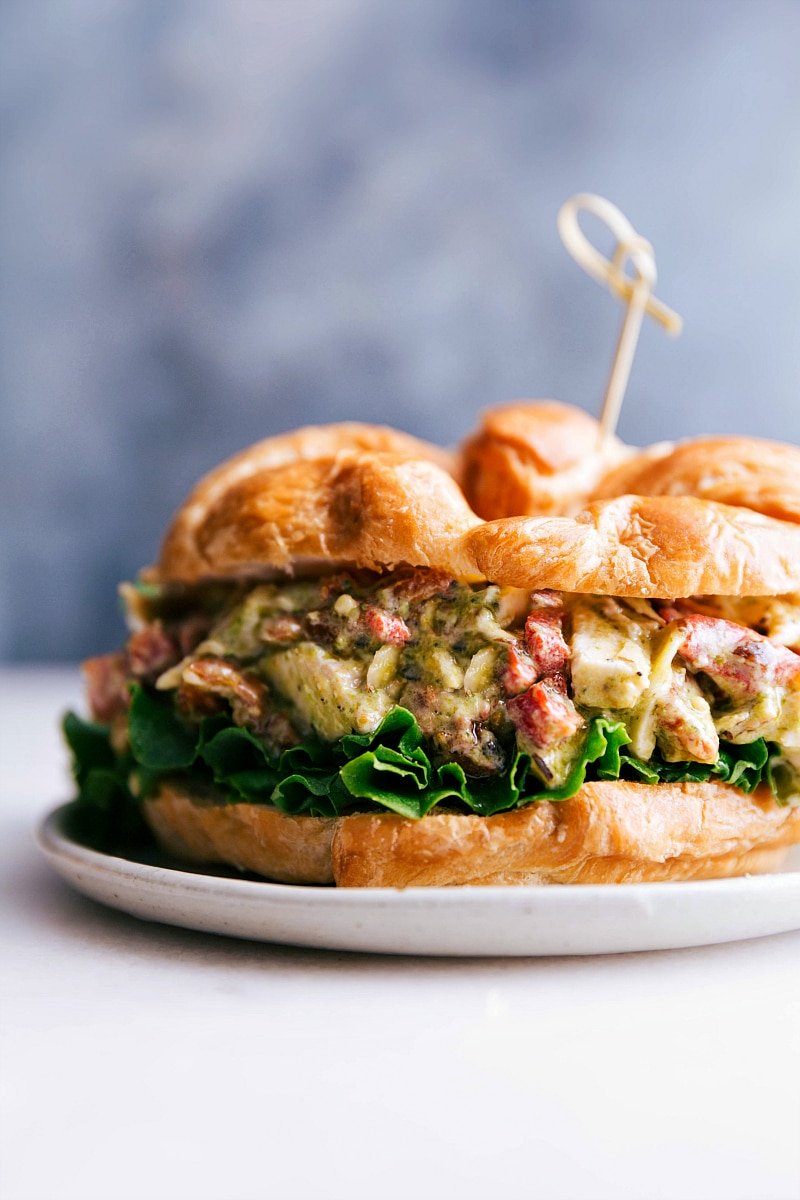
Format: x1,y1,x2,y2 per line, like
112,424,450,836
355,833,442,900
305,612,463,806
38,804,800,957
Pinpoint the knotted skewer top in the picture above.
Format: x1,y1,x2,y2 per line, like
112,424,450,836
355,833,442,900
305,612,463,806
557,193,683,444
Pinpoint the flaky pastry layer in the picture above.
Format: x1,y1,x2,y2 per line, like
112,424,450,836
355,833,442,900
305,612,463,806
156,438,800,596
592,435,800,524
461,400,630,518
160,423,458,582
144,781,800,887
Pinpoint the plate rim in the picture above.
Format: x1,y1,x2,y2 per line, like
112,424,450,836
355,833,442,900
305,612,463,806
37,802,800,907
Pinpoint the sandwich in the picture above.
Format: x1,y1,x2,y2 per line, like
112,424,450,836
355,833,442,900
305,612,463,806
64,405,800,886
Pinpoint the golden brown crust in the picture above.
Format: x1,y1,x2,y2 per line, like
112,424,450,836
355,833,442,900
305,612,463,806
593,436,800,524
464,494,800,597
143,780,800,888
158,450,480,584
144,786,335,884
159,423,457,582
157,427,800,595
460,400,630,519
333,782,800,885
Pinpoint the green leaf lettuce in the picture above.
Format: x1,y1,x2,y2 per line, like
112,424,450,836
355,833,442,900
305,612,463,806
62,686,790,851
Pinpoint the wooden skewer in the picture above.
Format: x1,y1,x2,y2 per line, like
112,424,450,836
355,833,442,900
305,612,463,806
557,193,683,444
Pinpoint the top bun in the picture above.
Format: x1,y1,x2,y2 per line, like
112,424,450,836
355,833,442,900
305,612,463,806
460,400,630,519
158,448,479,583
155,418,800,597
464,495,800,598
592,435,800,524
159,423,460,582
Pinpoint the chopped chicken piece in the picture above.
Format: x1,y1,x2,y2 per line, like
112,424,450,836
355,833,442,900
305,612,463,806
570,601,651,709
263,643,397,740
655,669,719,764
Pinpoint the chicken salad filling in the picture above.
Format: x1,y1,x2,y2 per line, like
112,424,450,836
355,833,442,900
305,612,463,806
65,570,800,835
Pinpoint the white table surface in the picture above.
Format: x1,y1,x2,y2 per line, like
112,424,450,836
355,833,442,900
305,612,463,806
1,666,799,1200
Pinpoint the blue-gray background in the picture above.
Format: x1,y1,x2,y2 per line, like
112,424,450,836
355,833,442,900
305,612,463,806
2,0,800,662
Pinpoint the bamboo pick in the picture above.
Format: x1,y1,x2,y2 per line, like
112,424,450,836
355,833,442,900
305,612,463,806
557,193,683,444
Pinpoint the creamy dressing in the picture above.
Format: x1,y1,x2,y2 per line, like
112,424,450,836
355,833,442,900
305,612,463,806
139,574,800,792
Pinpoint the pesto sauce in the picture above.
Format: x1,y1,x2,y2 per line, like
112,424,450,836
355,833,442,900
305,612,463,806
141,573,799,787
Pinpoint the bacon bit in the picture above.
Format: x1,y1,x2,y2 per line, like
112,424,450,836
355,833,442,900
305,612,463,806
176,684,224,721
175,615,214,657
508,674,583,748
127,624,177,680
305,610,341,645
180,658,270,732
547,671,569,695
503,642,539,696
654,600,692,624
82,653,131,722
363,606,411,645
259,615,304,644
676,614,800,699
318,573,357,602
524,608,570,676
389,569,454,604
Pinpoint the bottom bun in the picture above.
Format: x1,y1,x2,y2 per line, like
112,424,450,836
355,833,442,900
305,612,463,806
143,781,800,887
